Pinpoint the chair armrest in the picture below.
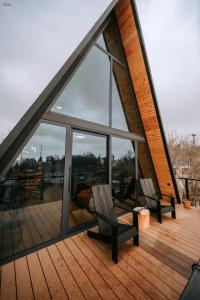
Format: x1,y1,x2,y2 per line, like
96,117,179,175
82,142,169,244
143,194,159,202
95,211,118,227
114,203,138,215
114,203,139,229
161,193,173,198
160,193,175,205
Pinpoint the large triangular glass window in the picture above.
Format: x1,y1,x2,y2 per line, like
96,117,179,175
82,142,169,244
51,46,110,126
112,73,129,131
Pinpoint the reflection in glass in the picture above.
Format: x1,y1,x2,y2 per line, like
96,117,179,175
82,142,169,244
0,123,66,259
69,132,107,228
51,46,110,125
112,73,129,131
112,137,136,203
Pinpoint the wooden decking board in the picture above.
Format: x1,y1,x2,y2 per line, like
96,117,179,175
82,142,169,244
65,238,118,300
163,221,200,242
142,227,199,260
148,223,200,256
15,257,34,300
79,232,151,300
140,231,195,268
149,221,200,257
47,244,85,300
72,235,134,300
140,240,192,279
27,252,51,300
133,246,187,286
0,261,16,300
122,241,183,295
56,240,101,300
151,220,200,247
0,205,200,299
119,247,179,300
90,234,167,300
37,248,68,299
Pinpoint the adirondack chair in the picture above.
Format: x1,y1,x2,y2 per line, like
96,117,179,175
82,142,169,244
140,178,176,223
87,184,139,263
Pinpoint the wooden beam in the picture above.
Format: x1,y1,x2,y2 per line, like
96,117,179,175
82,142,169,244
115,0,176,196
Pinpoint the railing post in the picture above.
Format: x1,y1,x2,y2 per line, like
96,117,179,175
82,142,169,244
185,178,189,199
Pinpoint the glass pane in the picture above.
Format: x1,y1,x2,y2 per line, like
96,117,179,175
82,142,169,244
103,20,125,64
112,61,144,136
112,73,129,131
96,34,107,49
69,132,107,228
0,123,66,260
112,137,136,203
51,46,110,125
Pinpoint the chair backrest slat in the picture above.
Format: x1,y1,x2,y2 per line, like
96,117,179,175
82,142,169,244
140,178,158,207
92,185,117,234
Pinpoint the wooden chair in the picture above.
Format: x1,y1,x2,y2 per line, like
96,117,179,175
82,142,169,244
140,178,176,224
87,184,139,263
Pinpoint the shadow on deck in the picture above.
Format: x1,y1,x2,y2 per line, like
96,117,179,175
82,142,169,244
1,204,200,300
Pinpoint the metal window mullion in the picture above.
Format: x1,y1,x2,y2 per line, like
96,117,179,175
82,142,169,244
94,43,125,68
135,140,138,181
61,126,72,236
108,136,112,186
109,58,113,128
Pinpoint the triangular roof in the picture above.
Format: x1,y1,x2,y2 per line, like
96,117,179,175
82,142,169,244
0,0,180,201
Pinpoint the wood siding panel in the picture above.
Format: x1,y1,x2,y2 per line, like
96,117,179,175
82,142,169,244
115,0,175,196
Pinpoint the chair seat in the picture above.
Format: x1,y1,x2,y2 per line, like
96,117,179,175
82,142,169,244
149,204,174,213
103,223,138,246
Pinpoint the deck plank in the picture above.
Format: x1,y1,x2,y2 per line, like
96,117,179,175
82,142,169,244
27,252,51,300
1,261,16,300
79,232,151,300
57,240,101,300
1,205,200,300
47,244,85,300
73,234,134,300
15,257,34,300
65,238,118,300
37,248,68,299
88,233,168,300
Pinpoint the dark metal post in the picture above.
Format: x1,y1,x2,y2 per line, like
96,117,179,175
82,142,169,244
185,178,189,199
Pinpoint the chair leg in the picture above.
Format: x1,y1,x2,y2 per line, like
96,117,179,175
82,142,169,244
157,211,162,223
112,243,118,263
172,210,176,219
112,226,118,263
134,233,139,246
157,201,162,223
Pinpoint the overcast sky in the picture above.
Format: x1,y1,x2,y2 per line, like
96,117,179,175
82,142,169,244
0,0,200,142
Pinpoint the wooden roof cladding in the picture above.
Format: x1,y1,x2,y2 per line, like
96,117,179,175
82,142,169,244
115,0,176,197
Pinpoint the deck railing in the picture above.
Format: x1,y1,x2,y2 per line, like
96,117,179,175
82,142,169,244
179,177,200,206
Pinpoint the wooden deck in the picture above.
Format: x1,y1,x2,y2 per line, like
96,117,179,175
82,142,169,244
0,204,200,300
0,201,94,260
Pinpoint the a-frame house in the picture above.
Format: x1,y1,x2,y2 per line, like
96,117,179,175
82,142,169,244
0,0,179,263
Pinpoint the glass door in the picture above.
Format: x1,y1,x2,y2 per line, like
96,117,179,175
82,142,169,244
68,130,108,229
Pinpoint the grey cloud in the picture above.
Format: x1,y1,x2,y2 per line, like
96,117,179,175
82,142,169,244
0,0,111,139
136,0,200,137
